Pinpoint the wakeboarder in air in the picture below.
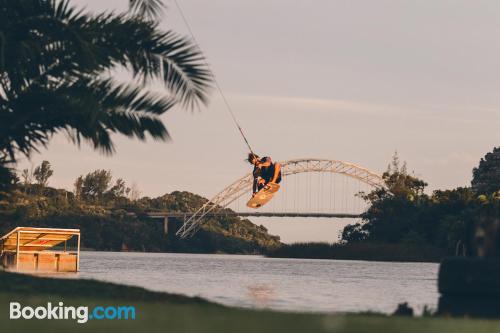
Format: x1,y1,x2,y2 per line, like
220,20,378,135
247,153,282,196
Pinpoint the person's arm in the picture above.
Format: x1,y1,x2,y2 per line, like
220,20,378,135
270,162,281,183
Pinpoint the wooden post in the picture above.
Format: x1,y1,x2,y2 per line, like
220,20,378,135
163,216,169,235
15,231,20,270
76,233,80,272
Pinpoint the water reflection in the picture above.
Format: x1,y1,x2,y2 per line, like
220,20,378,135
72,251,439,314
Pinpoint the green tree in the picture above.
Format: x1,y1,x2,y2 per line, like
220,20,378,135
383,151,427,199
0,0,211,171
81,170,113,203
342,152,430,244
472,147,500,195
33,160,53,188
108,178,130,198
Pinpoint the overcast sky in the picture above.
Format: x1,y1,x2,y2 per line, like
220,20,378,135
19,0,500,242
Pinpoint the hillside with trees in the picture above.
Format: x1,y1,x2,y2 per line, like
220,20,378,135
0,161,281,254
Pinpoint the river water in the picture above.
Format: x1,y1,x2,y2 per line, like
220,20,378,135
75,251,439,314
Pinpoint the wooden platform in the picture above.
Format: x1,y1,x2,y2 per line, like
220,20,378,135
0,227,80,272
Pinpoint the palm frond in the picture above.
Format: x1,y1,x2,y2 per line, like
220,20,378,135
156,31,212,108
83,15,212,108
129,0,165,21
0,0,213,162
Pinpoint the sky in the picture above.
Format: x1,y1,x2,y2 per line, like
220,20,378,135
18,0,500,242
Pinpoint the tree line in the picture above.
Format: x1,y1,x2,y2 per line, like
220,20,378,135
341,148,500,258
15,160,141,205
0,160,281,253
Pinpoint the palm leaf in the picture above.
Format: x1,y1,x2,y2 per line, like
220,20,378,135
129,0,165,21
0,0,213,162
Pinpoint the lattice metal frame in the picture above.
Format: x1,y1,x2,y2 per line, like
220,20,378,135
176,158,385,238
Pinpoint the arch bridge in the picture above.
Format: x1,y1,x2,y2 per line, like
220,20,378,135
176,158,385,238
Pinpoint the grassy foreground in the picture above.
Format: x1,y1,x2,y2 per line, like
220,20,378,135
1,271,500,333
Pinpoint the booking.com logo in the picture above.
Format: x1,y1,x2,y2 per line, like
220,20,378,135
10,302,136,324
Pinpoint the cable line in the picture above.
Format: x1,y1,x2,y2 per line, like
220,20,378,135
173,0,255,155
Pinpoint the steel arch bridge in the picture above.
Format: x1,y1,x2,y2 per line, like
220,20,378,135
176,158,385,238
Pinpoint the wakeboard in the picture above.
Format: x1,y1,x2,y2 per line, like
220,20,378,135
246,183,280,208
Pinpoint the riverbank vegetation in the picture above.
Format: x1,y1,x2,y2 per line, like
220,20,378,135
267,242,446,262
0,161,281,253
269,149,500,262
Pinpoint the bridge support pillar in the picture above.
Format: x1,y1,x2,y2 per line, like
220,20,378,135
163,216,169,235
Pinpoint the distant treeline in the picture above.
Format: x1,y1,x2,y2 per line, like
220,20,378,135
0,162,281,254
269,149,500,262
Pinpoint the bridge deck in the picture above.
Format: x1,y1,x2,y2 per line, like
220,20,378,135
147,212,361,219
